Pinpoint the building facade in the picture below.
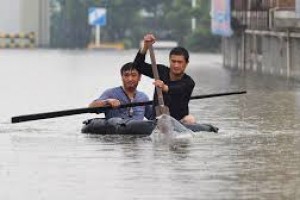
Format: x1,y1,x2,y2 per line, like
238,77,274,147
222,0,300,80
0,0,50,47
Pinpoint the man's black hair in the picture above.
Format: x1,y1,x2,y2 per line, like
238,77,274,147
169,47,189,63
120,62,140,75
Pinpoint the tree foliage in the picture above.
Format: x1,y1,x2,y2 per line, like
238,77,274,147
50,0,221,51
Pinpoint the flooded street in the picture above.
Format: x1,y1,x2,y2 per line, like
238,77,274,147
0,49,299,200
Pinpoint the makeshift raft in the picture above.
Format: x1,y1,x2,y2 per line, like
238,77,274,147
81,118,218,135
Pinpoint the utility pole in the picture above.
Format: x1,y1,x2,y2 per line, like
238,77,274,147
191,0,197,32
297,0,300,18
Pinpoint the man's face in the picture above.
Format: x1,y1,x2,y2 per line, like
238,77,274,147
169,55,188,76
121,69,141,90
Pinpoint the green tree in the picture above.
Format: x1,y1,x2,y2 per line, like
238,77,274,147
100,0,144,47
50,0,220,51
186,0,221,51
162,0,192,44
51,0,91,48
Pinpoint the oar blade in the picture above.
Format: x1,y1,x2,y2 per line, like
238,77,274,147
148,44,170,118
155,105,170,117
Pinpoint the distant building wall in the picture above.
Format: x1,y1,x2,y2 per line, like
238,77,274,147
0,0,21,32
20,0,50,47
223,0,300,81
276,0,295,8
297,0,300,17
0,0,50,47
20,0,39,34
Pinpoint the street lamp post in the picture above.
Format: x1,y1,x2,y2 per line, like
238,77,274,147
191,0,197,32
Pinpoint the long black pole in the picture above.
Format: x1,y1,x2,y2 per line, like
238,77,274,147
11,90,246,123
190,90,246,100
11,101,153,124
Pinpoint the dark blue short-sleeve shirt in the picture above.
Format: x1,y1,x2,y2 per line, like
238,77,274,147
97,86,152,120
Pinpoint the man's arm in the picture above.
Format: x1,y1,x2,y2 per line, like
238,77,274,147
89,89,121,108
89,99,107,108
133,51,154,78
133,34,158,78
89,99,121,108
140,33,156,54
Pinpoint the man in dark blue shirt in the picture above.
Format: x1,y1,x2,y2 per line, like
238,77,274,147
89,62,152,120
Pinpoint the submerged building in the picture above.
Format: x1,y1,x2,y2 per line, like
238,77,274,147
0,0,50,47
218,0,300,80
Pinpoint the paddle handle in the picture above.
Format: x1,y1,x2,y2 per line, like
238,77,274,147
148,45,165,107
11,91,246,123
11,101,153,124
190,91,247,100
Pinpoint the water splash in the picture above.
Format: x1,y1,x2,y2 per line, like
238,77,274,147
150,114,194,146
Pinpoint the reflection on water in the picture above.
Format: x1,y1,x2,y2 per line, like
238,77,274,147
0,50,299,200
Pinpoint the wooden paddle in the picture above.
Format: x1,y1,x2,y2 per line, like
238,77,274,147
11,90,246,123
148,44,170,116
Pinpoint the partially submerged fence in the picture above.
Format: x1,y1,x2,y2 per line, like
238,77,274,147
0,32,35,48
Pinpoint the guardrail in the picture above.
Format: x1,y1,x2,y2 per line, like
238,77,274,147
0,32,35,49
87,42,124,50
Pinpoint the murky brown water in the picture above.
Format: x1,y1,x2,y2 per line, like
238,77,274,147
0,50,299,200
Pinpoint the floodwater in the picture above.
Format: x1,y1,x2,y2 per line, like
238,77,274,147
0,49,299,200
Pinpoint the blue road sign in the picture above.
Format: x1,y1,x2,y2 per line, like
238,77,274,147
89,7,107,26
